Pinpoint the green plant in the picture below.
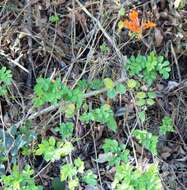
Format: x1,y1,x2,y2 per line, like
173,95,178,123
134,91,156,123
80,104,117,132
1,165,42,190
160,116,174,135
104,78,126,99
135,91,156,107
49,15,60,24
127,79,138,89
126,52,171,86
55,122,74,140
33,78,64,107
77,79,104,91
132,129,158,155
35,137,73,162
82,170,97,186
112,163,162,190
102,139,129,166
100,42,110,54
60,158,97,190
0,66,12,96
33,78,84,108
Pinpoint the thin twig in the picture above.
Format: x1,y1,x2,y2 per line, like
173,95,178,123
171,42,181,82
25,0,34,87
0,51,29,73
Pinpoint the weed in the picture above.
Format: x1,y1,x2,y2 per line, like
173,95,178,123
100,42,110,54
102,139,129,166
49,15,60,24
160,116,174,135
132,129,158,155
60,158,97,190
55,122,74,140
0,67,12,96
104,78,126,99
112,163,162,190
126,52,171,86
35,137,73,162
1,165,43,190
80,104,117,132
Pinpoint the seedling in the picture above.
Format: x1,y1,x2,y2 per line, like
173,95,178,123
49,15,60,24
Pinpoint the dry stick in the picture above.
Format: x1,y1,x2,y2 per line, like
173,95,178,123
171,42,181,82
0,51,29,73
91,124,103,189
25,0,34,87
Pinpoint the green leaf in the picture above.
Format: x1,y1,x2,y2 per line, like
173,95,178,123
61,141,74,156
146,98,155,106
147,92,156,99
68,177,79,190
80,104,117,132
127,79,137,89
100,43,110,54
89,79,104,90
115,83,126,94
60,164,77,182
64,103,75,118
107,89,116,99
136,99,146,106
74,158,84,173
136,92,146,99
0,67,12,96
52,177,66,190
83,170,97,186
119,7,125,16
104,78,114,90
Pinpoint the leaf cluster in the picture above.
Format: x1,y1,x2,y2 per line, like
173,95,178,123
132,129,158,155
113,163,162,190
35,137,73,162
126,52,171,86
1,165,43,190
60,158,97,190
102,139,129,166
80,104,117,132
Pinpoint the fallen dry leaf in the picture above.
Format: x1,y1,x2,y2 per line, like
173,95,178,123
155,28,164,47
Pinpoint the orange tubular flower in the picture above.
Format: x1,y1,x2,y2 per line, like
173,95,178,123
129,10,140,26
122,9,156,35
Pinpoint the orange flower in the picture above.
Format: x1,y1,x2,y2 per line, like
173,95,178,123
122,9,156,35
143,21,156,30
129,10,139,26
123,20,141,33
